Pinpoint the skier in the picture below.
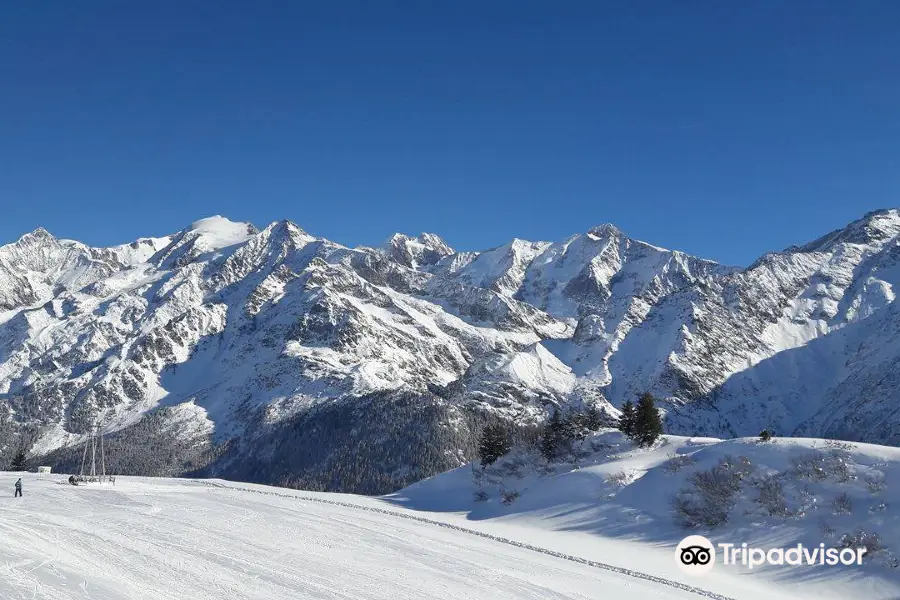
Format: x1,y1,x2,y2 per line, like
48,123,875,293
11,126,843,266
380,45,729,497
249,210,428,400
14,478,22,498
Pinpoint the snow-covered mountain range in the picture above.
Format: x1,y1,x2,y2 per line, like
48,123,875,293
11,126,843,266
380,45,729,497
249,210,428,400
1,209,899,492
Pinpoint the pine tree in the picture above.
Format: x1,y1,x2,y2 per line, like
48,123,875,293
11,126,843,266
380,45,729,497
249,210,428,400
478,422,511,467
565,412,588,442
634,392,664,447
618,400,636,439
10,450,26,472
584,404,604,431
540,410,567,461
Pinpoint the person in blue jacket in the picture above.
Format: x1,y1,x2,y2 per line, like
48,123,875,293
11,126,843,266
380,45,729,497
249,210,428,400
14,478,22,498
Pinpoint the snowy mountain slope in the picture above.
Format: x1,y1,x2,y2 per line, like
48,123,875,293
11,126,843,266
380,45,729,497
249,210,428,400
2,209,900,492
670,297,900,443
0,473,725,600
387,431,900,600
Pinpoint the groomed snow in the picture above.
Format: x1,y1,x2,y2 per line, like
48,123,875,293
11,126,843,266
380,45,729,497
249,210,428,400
2,474,715,600
3,432,897,599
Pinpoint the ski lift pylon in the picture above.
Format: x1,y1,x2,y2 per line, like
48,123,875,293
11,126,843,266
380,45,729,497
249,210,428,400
72,422,116,486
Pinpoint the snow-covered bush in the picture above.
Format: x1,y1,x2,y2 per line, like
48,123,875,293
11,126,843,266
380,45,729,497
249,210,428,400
790,449,854,483
497,453,531,479
500,489,520,505
839,530,883,553
837,530,898,568
794,485,817,519
865,472,886,493
663,453,696,474
754,474,790,517
832,491,853,515
823,439,854,452
672,456,752,528
606,470,634,487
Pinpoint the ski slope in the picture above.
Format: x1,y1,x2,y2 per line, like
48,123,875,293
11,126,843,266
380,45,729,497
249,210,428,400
1,474,725,600
385,432,899,600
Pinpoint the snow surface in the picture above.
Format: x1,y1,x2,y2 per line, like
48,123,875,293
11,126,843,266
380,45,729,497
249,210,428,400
2,436,898,599
3,473,721,600
386,431,900,600
187,216,255,251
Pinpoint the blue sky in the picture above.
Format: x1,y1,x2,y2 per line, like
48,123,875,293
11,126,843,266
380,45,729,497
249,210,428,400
1,2,898,266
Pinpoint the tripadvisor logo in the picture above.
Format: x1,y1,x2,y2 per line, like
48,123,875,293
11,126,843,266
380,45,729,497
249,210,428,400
676,535,867,576
676,535,716,575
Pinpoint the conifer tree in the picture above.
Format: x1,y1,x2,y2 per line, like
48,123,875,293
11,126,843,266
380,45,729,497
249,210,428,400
10,450,26,472
540,410,566,461
584,404,605,431
634,392,663,447
618,400,636,439
478,422,511,467
565,412,588,441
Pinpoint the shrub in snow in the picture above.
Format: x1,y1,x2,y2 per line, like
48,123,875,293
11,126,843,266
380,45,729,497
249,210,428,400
496,452,534,479
837,530,897,568
606,470,633,488
759,429,772,442
473,490,489,502
754,474,791,517
823,439,854,452
790,449,854,483
663,453,696,474
820,520,836,538
832,491,853,515
500,489,520,505
865,472,886,493
829,452,855,483
672,456,751,528
794,485,817,519
838,530,882,553
790,451,828,481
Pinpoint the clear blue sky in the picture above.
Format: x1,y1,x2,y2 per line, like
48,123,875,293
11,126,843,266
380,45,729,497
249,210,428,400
1,2,898,266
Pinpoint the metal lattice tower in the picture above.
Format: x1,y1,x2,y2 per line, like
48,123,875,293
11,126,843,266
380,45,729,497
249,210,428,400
77,423,111,483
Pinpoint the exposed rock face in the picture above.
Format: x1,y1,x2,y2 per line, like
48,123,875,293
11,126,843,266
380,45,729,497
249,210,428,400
2,209,900,492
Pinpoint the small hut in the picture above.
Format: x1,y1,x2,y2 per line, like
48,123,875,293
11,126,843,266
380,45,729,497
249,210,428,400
37,466,52,474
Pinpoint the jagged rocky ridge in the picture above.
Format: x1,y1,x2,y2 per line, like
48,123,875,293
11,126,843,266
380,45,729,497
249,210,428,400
1,210,899,493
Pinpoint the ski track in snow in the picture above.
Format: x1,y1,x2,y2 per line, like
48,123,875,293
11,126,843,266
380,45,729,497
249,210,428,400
0,474,718,600
195,479,735,600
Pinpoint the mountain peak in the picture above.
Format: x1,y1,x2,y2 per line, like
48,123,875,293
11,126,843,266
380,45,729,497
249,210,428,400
188,215,256,235
17,227,56,243
384,232,454,268
586,223,623,238
183,216,258,247
796,208,900,254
